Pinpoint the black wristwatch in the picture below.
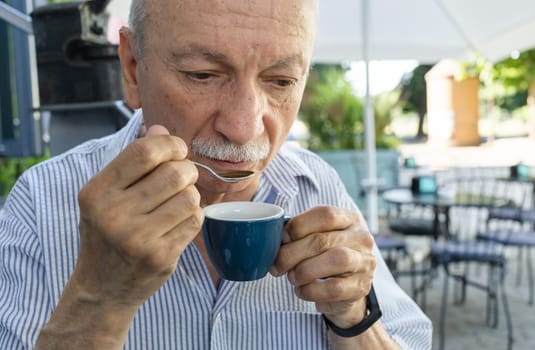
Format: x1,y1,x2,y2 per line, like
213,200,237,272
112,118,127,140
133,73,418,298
322,284,382,338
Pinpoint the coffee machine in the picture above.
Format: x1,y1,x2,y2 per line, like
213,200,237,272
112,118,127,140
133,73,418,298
31,0,132,155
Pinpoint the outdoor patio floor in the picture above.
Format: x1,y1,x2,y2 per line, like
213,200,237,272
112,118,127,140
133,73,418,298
391,240,533,350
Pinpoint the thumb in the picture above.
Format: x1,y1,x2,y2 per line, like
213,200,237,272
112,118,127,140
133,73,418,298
143,124,189,160
145,124,170,136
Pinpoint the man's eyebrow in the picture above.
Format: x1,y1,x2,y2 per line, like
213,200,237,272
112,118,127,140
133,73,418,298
169,47,229,64
168,48,306,73
269,55,306,69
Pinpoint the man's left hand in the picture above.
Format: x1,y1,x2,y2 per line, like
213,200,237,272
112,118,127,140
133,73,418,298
270,206,376,329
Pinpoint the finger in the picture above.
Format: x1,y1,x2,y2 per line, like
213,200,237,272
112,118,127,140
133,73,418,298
274,230,354,275
289,246,376,287
295,273,373,303
95,129,188,190
115,184,202,244
286,207,359,241
141,185,202,236
125,159,198,214
159,206,204,247
142,206,205,271
106,185,202,261
145,124,170,136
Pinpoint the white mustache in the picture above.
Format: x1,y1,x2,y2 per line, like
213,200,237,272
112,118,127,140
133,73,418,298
191,137,270,162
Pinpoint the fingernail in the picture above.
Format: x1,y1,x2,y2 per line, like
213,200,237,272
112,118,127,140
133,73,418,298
288,270,296,285
176,138,189,158
269,265,279,276
282,230,291,244
146,124,170,136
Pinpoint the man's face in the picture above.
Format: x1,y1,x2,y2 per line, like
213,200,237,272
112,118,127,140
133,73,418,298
120,0,316,197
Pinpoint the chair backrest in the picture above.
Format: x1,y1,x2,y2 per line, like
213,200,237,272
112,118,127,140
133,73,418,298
487,179,534,231
440,176,518,240
383,186,441,239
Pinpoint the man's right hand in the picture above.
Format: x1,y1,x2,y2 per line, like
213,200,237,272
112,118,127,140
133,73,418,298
36,125,202,349
75,124,203,307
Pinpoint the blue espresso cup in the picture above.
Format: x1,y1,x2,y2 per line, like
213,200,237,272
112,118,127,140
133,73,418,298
202,201,286,281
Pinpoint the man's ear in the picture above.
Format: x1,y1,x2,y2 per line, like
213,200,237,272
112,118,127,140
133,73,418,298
118,27,141,109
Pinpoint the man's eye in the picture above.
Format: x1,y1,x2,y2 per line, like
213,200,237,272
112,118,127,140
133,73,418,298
185,72,214,81
273,78,297,88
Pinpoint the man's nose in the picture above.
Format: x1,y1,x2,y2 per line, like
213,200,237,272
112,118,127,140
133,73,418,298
214,80,266,145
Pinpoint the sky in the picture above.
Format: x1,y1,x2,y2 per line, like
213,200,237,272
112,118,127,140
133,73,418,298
347,60,419,96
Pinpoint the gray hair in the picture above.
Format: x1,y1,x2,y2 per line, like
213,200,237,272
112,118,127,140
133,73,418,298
128,0,148,59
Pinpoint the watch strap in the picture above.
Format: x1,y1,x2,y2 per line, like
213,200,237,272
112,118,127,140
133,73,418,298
322,284,382,338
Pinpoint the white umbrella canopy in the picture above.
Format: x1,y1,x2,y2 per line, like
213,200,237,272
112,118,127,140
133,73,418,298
314,0,535,64
105,0,535,232
313,0,535,232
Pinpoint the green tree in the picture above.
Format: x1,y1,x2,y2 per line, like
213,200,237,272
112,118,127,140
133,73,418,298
490,48,535,111
397,64,433,138
299,64,398,151
299,64,364,150
373,91,401,149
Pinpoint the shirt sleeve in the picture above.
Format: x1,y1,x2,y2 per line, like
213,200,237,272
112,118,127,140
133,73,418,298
372,244,433,349
0,180,51,349
323,164,433,349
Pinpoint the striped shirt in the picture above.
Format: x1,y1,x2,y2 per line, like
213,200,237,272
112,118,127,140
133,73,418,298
0,111,432,349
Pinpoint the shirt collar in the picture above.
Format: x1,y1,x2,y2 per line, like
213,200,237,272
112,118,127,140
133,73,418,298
100,109,144,168
262,143,320,203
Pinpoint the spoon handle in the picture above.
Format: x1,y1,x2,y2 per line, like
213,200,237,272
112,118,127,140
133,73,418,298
192,161,254,183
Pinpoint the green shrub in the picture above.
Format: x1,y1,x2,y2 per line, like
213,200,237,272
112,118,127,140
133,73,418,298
0,151,49,196
299,65,364,150
299,64,399,151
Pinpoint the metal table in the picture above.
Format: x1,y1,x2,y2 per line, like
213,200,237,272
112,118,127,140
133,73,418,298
382,187,508,240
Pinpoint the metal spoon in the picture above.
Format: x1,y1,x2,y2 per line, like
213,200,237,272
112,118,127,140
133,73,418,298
192,161,255,183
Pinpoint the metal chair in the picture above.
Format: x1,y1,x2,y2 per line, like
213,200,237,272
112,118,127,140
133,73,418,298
430,239,512,350
381,182,452,308
384,201,443,308
374,233,409,279
373,232,434,309
477,206,535,305
427,177,515,350
476,179,535,305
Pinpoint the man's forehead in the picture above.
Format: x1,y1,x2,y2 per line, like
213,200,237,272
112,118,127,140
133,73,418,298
146,0,316,53
143,0,317,42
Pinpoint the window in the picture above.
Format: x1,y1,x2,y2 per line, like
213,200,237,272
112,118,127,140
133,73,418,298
0,0,42,157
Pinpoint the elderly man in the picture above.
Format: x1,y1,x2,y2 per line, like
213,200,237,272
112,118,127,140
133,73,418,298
0,0,432,349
